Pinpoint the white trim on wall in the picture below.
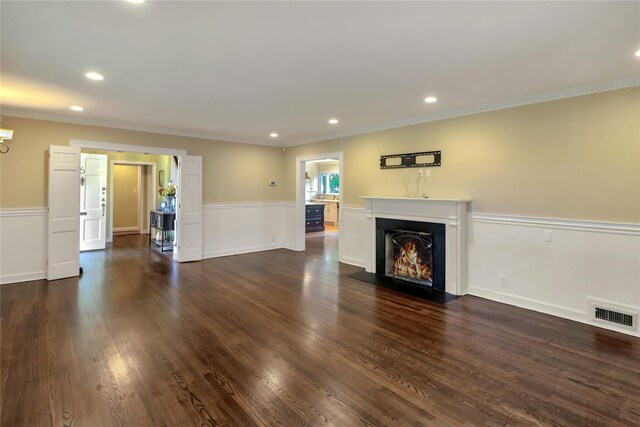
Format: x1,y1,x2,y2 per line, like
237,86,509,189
469,213,640,235
113,226,140,234
0,207,48,217
70,140,187,156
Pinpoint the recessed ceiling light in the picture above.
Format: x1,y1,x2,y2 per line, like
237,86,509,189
125,0,145,3
70,106,84,112
85,72,104,81
635,49,640,57
270,133,278,138
328,118,339,125
424,96,438,103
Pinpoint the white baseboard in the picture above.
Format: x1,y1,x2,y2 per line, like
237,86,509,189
340,256,368,269
0,271,47,285
113,226,140,235
203,242,284,259
468,285,640,337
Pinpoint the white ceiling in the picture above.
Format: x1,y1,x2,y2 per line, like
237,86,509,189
1,1,638,146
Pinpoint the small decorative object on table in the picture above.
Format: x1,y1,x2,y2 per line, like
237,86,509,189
158,182,177,211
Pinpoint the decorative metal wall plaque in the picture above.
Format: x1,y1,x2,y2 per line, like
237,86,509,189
380,151,441,169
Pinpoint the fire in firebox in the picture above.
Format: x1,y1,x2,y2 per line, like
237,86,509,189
389,230,433,286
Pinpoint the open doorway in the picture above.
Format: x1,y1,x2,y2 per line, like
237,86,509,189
295,152,344,256
304,157,340,234
46,141,203,282
79,149,174,254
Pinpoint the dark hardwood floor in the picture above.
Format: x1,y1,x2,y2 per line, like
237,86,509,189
1,234,639,426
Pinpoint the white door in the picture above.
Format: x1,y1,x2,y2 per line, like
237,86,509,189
176,155,202,262
79,153,107,251
48,145,81,280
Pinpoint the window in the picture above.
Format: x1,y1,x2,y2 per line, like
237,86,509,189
320,173,339,194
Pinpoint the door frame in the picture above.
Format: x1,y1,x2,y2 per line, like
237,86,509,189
294,151,344,254
109,161,156,240
69,140,187,256
79,152,108,251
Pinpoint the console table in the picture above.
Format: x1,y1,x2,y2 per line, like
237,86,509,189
149,210,175,252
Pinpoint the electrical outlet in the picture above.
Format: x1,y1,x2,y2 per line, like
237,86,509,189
270,235,275,242
544,230,553,242
499,274,508,287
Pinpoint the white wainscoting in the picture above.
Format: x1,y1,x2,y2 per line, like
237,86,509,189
202,202,296,259
340,206,370,269
4,204,639,337
466,214,640,336
338,208,640,336
0,208,48,285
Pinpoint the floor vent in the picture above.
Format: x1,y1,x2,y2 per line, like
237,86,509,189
588,299,638,331
594,307,634,327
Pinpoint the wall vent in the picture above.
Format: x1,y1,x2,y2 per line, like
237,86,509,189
594,307,634,327
588,299,638,331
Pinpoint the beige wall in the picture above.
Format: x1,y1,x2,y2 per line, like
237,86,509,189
0,116,285,209
112,164,140,229
1,87,638,223
284,87,640,223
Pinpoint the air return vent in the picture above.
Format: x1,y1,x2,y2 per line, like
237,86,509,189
588,299,638,331
594,308,633,327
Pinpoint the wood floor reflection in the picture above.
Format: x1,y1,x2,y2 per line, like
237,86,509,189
1,234,638,426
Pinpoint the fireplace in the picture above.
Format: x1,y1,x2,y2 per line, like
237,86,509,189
386,230,433,286
376,218,446,291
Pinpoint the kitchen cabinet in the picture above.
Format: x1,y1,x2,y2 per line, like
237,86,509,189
323,201,339,225
305,204,325,232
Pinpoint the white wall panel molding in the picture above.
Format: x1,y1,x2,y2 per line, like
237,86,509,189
337,206,640,336
0,207,48,217
469,213,640,236
467,214,640,337
202,202,296,260
339,205,371,270
203,202,295,210
0,208,47,285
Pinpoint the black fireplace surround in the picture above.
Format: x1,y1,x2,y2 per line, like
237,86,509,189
376,218,446,291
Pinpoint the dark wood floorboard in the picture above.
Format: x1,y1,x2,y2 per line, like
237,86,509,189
1,233,639,426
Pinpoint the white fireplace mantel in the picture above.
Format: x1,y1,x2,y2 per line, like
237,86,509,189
360,196,470,295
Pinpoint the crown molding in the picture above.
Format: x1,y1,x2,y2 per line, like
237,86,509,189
0,108,283,148
1,77,637,148
287,77,640,147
